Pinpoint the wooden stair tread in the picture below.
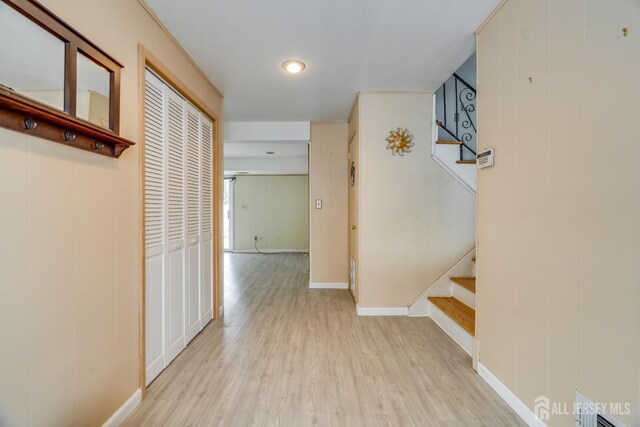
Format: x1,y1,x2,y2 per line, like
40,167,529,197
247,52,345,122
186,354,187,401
456,160,477,164
428,297,476,336
436,140,462,145
450,277,476,293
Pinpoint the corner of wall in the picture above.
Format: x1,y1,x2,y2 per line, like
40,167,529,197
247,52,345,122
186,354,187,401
308,123,349,285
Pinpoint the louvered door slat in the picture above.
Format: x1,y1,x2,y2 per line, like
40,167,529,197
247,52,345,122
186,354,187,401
144,72,165,249
185,103,202,343
200,115,214,323
144,69,167,386
200,117,213,235
186,106,201,238
167,91,185,243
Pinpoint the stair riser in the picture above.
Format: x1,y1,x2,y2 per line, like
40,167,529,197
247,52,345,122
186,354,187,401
429,302,474,355
451,282,476,309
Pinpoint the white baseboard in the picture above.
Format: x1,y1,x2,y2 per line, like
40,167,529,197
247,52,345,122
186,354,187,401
233,249,309,254
102,389,141,427
309,282,348,289
477,363,545,427
356,305,409,316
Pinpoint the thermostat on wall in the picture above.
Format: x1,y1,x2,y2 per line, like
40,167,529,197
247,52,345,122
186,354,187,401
477,148,494,169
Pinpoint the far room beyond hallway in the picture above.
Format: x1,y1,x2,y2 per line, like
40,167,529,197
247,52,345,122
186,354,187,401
224,121,310,256
232,174,309,254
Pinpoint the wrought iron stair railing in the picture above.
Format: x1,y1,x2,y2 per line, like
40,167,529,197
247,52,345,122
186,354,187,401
436,73,477,161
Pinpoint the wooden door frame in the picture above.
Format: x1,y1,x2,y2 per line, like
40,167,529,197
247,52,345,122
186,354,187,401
138,44,222,399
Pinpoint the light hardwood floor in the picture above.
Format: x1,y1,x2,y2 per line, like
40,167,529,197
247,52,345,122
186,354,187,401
124,253,524,426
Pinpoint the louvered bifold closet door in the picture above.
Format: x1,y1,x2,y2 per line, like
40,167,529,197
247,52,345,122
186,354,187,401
185,103,202,343
165,88,187,363
200,116,214,323
144,70,167,385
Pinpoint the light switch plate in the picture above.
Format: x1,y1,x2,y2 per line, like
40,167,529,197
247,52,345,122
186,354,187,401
315,199,322,209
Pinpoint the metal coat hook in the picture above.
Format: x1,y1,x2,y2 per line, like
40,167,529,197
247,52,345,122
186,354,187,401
64,131,76,142
24,118,37,130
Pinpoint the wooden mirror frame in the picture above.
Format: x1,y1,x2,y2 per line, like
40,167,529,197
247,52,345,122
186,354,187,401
0,0,134,157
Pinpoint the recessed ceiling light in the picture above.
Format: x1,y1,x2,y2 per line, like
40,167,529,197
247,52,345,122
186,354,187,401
282,60,306,74
266,151,275,155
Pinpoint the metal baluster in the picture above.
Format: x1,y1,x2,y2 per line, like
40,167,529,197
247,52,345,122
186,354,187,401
443,82,447,131
454,78,462,161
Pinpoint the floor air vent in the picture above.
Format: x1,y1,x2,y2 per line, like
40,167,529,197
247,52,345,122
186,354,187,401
576,392,626,427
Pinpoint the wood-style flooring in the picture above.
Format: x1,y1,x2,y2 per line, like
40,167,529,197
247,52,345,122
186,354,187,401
123,253,523,426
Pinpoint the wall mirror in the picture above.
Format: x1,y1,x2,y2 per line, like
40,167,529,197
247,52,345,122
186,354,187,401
76,51,111,129
0,0,133,158
0,1,65,110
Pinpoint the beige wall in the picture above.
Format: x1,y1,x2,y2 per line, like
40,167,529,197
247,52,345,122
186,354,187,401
476,0,639,425
233,175,309,251
309,123,349,284
357,92,476,308
0,0,223,425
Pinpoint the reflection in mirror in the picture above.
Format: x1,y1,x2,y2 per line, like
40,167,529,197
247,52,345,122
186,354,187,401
0,2,65,110
77,52,111,129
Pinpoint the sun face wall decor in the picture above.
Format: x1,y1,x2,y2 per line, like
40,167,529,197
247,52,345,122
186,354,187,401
385,128,414,156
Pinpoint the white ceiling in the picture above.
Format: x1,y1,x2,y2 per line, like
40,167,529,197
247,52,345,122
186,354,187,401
224,156,308,176
225,140,308,158
143,0,499,121
224,141,308,175
223,121,309,175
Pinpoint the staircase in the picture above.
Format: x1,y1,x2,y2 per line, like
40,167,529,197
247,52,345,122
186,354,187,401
432,72,477,193
408,250,476,355
415,58,478,354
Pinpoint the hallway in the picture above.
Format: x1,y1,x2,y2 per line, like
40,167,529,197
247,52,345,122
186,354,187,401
124,253,523,426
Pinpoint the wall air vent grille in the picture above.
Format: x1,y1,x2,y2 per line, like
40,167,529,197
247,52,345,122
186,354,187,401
575,392,626,427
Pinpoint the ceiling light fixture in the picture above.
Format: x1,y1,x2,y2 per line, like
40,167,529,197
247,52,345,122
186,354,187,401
266,151,275,155
281,60,306,74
